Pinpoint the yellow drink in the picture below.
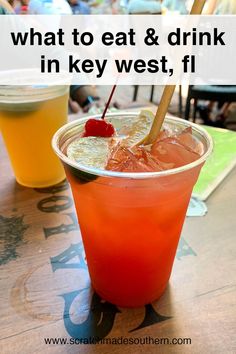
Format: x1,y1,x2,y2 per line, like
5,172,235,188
0,86,69,187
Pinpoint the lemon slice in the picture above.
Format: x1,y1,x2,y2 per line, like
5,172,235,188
122,110,154,147
67,136,115,170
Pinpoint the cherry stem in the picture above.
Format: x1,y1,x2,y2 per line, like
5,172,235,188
101,85,117,120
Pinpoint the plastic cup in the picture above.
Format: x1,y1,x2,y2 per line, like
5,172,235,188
52,112,213,307
0,85,69,188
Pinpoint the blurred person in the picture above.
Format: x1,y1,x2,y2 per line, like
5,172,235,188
14,0,29,13
128,0,162,14
67,0,90,14
69,85,107,113
162,0,187,14
204,0,236,14
28,0,72,14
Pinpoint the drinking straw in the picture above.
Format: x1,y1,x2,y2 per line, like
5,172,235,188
142,0,207,145
101,85,117,120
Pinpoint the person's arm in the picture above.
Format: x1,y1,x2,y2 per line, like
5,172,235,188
70,85,100,108
70,85,102,113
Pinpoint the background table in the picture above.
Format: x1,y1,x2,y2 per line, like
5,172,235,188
0,114,236,354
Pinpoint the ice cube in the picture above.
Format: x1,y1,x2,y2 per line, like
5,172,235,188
151,137,200,168
106,145,162,172
176,127,204,156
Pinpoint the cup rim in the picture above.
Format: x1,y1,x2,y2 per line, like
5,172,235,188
52,112,213,179
0,84,69,105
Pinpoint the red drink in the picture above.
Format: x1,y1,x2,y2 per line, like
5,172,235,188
52,112,212,307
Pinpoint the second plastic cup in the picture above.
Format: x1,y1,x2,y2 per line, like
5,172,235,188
52,113,212,307
0,85,69,188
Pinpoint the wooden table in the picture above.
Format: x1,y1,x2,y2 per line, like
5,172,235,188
0,116,236,354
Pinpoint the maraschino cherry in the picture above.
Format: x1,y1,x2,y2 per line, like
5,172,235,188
83,119,115,137
83,85,116,138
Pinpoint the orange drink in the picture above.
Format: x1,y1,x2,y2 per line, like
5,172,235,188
52,112,212,307
0,86,69,187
